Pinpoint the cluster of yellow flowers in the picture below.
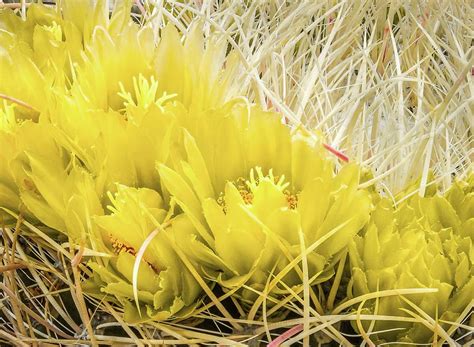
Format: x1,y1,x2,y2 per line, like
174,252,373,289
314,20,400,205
0,2,472,343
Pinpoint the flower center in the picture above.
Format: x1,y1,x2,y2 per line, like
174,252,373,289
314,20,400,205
285,190,298,209
109,234,160,273
217,167,298,212
110,235,136,256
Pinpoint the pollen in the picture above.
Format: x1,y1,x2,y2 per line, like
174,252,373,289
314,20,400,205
110,235,136,256
217,193,227,213
235,177,254,205
217,169,298,212
109,235,160,273
217,177,254,213
284,190,298,209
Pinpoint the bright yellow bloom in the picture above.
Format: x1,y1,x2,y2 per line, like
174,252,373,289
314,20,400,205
84,185,202,322
0,1,120,116
158,102,372,305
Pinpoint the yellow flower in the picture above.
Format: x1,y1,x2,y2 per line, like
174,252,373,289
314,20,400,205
84,185,202,322
0,0,143,120
158,102,372,306
0,109,202,321
0,117,103,238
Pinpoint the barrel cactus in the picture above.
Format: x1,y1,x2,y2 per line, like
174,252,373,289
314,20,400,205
348,176,473,344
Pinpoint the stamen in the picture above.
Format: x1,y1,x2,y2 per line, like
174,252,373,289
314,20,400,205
217,193,227,213
110,235,136,256
284,190,298,209
218,169,298,212
109,235,160,273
